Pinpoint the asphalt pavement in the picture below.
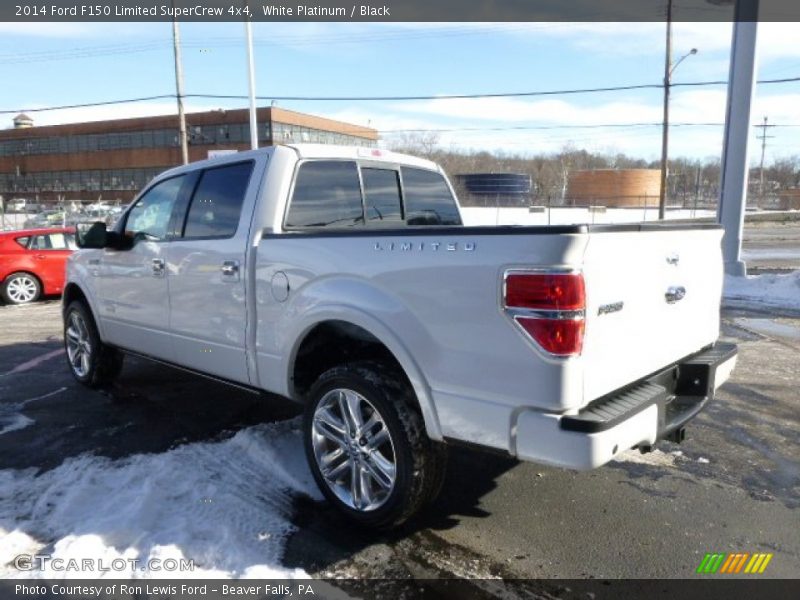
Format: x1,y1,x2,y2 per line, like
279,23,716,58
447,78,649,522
0,299,797,585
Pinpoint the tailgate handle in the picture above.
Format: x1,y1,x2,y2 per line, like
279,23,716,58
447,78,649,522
665,286,686,304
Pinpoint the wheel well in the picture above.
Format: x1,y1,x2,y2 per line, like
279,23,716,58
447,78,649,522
292,320,409,401
62,283,89,312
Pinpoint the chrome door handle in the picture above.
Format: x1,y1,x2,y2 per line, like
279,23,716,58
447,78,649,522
151,258,165,276
221,260,240,278
665,286,686,304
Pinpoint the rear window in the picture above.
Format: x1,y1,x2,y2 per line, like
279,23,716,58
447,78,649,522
401,167,462,226
286,161,363,228
183,162,254,239
363,168,403,223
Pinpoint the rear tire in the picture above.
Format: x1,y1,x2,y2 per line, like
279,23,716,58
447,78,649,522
303,360,446,529
64,300,123,387
2,272,41,305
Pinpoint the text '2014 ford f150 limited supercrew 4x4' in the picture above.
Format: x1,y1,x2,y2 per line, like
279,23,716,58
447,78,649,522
64,144,737,528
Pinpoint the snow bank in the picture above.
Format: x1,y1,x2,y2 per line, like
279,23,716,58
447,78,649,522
0,419,322,579
723,271,800,312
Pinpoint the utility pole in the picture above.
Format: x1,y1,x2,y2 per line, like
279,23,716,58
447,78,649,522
658,0,673,220
755,116,775,208
171,9,189,165
244,2,258,150
718,0,760,277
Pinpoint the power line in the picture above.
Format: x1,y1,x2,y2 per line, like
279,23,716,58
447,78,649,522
0,95,176,115
1,75,799,116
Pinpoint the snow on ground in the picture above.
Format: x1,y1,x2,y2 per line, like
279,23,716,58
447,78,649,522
0,388,67,438
0,419,322,579
723,271,800,312
460,206,717,227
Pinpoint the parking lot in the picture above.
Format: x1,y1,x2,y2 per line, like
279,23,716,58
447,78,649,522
0,290,798,585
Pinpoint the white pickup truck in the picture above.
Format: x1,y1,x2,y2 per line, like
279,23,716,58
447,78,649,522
65,145,737,528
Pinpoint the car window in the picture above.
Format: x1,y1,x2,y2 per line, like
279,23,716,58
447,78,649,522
363,168,403,223
29,235,50,250
183,162,254,239
14,236,30,249
401,168,462,226
125,175,185,241
285,161,364,228
29,233,75,250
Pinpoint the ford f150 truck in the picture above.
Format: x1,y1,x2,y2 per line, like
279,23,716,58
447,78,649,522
64,144,737,528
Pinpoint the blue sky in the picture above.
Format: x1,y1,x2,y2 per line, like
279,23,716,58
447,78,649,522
1,21,799,162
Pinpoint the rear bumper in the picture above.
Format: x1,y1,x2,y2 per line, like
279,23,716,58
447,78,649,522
514,343,737,470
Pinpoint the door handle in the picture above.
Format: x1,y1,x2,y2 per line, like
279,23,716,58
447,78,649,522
665,286,686,304
221,260,240,278
151,258,165,276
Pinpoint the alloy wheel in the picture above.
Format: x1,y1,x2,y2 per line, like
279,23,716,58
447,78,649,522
311,388,397,511
65,311,92,378
6,276,37,304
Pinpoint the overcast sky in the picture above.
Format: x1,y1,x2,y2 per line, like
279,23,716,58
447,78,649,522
1,21,798,163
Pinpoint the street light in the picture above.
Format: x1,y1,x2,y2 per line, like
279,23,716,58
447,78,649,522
658,3,699,219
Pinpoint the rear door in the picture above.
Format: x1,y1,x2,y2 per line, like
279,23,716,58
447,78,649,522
166,159,260,384
27,231,75,294
580,226,724,402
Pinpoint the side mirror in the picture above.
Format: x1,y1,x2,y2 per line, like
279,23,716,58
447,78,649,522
76,221,128,250
76,221,108,249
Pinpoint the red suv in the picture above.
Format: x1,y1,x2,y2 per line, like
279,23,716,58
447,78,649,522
0,227,77,305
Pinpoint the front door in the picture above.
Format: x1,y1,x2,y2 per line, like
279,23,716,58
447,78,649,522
97,174,188,361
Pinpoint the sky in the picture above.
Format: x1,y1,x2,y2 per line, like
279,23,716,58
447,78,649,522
0,20,799,163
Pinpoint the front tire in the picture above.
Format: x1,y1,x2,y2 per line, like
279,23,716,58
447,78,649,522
64,300,124,387
2,272,41,305
304,361,446,529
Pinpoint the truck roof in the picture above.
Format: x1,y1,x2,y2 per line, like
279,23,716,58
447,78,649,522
286,144,440,171
151,144,441,186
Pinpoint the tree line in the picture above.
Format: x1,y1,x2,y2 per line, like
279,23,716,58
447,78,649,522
387,133,800,208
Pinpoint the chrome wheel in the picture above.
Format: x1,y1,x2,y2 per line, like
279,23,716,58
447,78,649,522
65,311,92,378
311,388,397,512
6,275,38,304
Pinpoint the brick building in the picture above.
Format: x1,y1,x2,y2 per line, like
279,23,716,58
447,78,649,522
0,107,377,205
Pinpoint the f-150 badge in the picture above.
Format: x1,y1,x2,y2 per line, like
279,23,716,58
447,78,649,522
598,301,624,315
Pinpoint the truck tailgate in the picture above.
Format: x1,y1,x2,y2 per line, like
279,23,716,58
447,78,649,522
581,226,724,403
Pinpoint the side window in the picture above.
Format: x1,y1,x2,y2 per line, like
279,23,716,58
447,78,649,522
44,233,71,250
401,168,462,226
30,235,52,250
183,162,254,239
14,236,30,249
125,175,185,241
363,168,403,223
285,161,363,228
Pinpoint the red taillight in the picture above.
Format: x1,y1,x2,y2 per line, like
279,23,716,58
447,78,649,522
515,318,585,356
505,273,585,311
504,271,585,357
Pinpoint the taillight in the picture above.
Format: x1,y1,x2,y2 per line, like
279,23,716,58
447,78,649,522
504,271,585,357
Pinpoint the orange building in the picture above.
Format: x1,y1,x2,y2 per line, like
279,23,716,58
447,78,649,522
0,107,377,204
566,169,661,208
